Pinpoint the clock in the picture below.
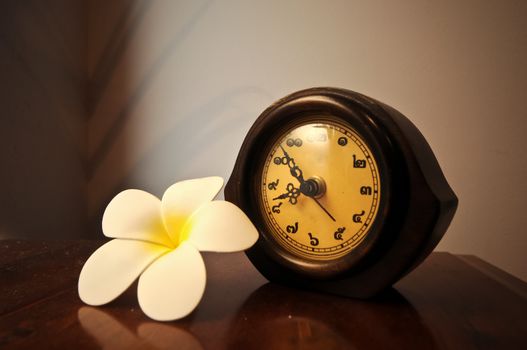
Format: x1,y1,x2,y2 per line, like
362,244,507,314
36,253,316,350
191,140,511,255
225,87,458,298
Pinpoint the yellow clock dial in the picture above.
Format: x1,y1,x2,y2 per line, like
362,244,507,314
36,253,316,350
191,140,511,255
258,121,381,261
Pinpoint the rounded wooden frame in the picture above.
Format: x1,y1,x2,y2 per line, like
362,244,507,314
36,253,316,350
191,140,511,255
226,87,458,297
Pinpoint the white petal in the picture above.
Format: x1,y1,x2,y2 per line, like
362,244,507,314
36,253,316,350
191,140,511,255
186,201,258,252
102,189,173,247
161,177,223,244
137,242,206,321
78,239,170,306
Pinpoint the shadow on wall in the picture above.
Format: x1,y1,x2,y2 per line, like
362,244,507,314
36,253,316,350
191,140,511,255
0,0,261,239
84,0,275,239
84,0,147,238
0,0,203,239
84,0,220,238
0,0,86,239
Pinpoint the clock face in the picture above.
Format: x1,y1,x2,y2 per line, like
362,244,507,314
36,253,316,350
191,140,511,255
258,120,381,261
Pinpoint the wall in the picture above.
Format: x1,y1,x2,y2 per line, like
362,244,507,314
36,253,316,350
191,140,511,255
0,0,86,239
2,0,526,281
86,0,527,281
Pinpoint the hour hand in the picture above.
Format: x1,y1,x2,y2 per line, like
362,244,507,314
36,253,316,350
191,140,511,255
272,183,301,205
272,193,289,201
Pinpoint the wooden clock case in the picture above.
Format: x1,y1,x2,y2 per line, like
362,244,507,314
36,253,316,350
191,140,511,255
225,87,458,298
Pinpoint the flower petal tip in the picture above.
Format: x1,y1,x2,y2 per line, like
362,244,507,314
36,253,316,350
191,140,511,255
78,240,169,307
137,242,206,321
101,189,173,247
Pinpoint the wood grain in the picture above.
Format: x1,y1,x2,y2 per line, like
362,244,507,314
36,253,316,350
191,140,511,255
0,241,525,349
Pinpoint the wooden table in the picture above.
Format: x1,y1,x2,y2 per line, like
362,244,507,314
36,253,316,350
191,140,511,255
0,240,526,349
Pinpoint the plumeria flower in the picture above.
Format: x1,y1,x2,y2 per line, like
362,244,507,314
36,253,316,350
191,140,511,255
78,177,258,321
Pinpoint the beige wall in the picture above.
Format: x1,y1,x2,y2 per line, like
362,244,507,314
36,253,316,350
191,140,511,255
2,1,527,281
86,0,526,280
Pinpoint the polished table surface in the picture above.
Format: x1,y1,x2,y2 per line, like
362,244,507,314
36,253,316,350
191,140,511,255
0,240,526,349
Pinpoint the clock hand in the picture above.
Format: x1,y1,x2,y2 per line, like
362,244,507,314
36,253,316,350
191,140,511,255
272,193,289,200
272,183,300,205
278,145,336,221
279,145,305,184
272,183,334,220
311,197,336,222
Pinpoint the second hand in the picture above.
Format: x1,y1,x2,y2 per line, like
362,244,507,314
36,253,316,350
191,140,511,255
311,197,336,222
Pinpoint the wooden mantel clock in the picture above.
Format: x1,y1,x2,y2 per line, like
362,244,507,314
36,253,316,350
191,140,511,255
225,87,458,298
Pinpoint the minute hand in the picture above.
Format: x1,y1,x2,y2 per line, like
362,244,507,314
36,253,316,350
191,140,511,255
279,145,305,184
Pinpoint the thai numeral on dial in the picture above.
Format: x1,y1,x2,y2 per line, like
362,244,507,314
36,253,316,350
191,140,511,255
360,186,372,195
353,154,366,168
273,155,295,167
308,232,319,246
272,202,283,213
286,138,303,147
273,156,286,165
267,179,279,190
334,227,346,240
353,210,365,223
286,222,298,234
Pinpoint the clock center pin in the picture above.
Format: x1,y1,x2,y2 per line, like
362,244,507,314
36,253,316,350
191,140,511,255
300,176,326,198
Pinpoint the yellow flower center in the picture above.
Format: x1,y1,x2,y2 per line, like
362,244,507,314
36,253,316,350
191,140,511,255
162,214,193,248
